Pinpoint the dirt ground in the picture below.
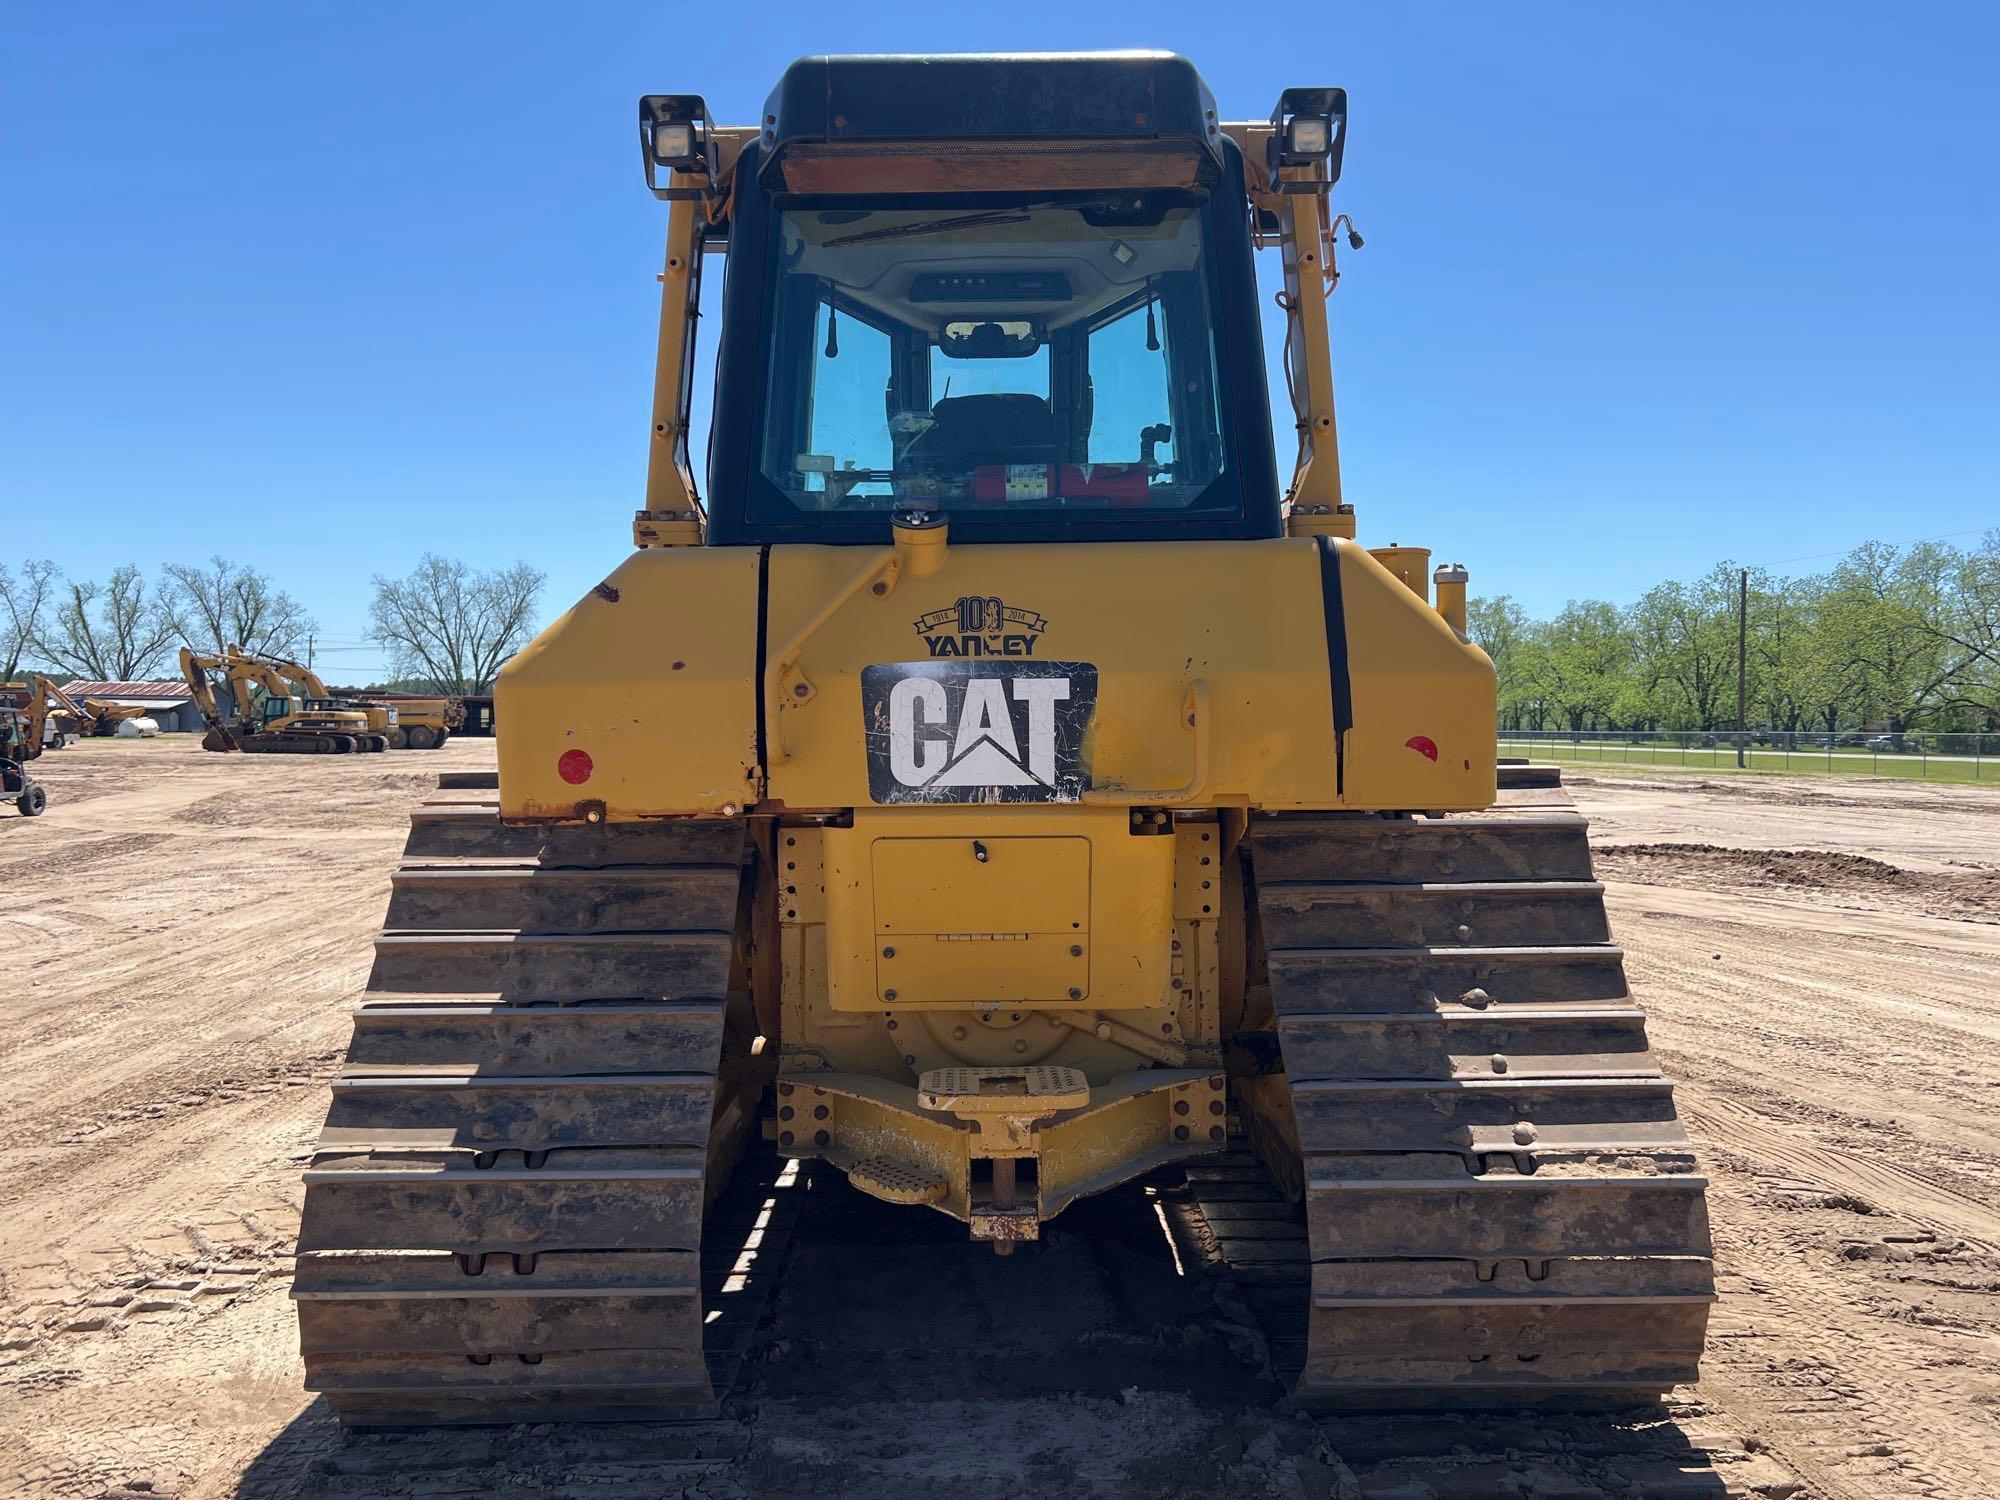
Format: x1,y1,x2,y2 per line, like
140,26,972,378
2,741,1996,1499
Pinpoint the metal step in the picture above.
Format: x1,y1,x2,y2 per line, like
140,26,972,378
1259,880,1612,950
385,864,742,933
369,931,733,1000
1265,945,1631,1015
1250,814,1593,885
1271,1006,1654,1080
320,1074,720,1152
343,999,727,1076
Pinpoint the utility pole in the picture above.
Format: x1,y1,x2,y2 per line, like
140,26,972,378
307,632,315,672
1736,568,1748,768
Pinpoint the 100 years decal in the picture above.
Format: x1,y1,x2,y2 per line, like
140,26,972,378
862,661,1096,804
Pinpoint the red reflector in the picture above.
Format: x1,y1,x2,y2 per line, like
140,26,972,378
557,749,594,784
1404,735,1439,762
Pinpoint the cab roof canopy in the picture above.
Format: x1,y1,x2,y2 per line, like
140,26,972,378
759,52,1227,195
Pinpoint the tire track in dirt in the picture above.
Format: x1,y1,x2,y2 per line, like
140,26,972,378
1596,791,2000,1500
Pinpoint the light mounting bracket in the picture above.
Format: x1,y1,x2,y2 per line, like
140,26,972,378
1266,87,1348,195
640,93,716,201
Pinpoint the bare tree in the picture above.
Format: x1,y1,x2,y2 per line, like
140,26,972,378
1,559,61,678
164,555,317,655
368,554,545,694
33,565,178,681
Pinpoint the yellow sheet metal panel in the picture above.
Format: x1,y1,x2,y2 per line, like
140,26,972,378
871,835,1091,1006
822,807,1172,1012
496,548,762,820
766,539,1340,810
1335,539,1496,811
872,837,1089,934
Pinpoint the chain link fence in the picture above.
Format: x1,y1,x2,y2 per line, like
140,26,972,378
1496,729,1998,782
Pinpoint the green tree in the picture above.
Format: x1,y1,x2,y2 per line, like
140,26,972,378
1628,565,1741,730
1521,600,1634,732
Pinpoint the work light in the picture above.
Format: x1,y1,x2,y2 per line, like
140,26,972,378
639,94,713,199
652,121,696,165
1266,86,1349,192
1285,115,1333,161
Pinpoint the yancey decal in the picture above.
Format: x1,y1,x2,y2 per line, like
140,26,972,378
913,594,1048,658
861,661,1096,804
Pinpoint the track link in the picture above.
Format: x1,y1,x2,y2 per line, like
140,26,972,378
1244,763,1714,1408
294,774,761,1424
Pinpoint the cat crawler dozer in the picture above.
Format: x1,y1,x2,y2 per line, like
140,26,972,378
297,53,1712,1423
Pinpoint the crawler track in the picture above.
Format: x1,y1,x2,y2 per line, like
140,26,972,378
1243,763,1715,1407
293,774,763,1424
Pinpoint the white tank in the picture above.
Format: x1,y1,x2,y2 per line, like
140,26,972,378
117,717,161,738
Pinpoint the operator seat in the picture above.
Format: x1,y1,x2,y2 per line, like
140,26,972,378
918,393,1060,468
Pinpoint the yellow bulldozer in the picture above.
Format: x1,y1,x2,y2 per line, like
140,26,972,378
296,54,1711,1423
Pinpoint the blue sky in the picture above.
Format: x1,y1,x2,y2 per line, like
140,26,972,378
5,3,1994,680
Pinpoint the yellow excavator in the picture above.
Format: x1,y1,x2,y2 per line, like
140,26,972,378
180,647,377,754
77,697,148,736
224,647,394,752
1,676,104,814
297,54,1711,1423
7,675,129,749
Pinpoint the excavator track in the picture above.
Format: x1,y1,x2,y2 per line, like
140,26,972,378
1242,763,1714,1408
294,774,761,1424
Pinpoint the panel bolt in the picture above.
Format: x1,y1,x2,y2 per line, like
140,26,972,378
778,1083,794,1097
1513,1121,1538,1145
1491,1054,1509,1074
1174,1100,1190,1116
792,683,809,697
884,989,898,1001
1094,1021,1113,1040
902,1054,916,1067
779,1130,795,1147
779,1106,794,1121
814,1130,830,1146
1209,1100,1225,1116
1069,988,1083,1000
813,1105,829,1120
1209,1125,1224,1140
1070,945,1082,957
883,946,896,958
1013,1038,1029,1053
1174,1125,1190,1141
951,1025,968,1040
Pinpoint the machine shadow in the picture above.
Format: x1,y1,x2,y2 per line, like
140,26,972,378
237,1158,1740,1497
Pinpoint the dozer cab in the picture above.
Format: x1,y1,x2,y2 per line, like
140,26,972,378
297,53,1711,1423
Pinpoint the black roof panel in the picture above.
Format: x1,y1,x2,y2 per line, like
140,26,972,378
762,52,1223,159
